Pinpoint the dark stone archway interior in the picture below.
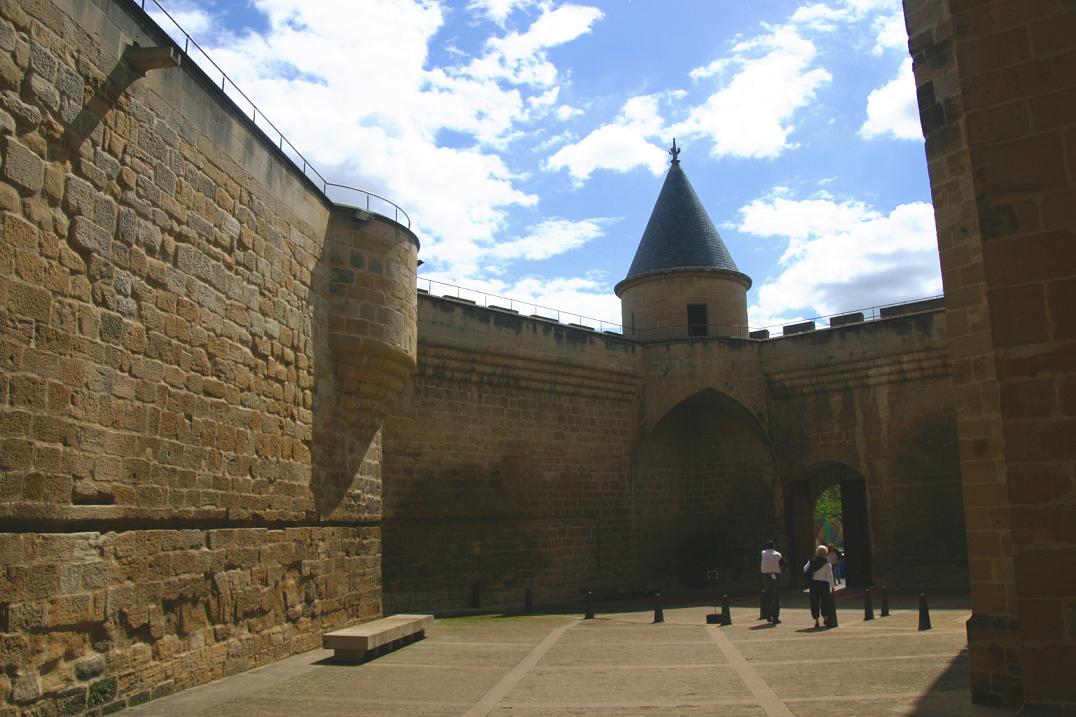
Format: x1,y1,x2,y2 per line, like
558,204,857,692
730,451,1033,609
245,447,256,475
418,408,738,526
633,390,777,590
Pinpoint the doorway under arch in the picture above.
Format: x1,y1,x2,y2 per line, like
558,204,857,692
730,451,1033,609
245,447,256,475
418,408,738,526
633,389,777,590
787,463,872,589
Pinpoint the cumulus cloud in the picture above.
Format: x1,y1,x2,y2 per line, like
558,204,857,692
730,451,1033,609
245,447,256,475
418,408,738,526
544,95,669,182
468,0,537,26
860,58,921,140
164,0,606,281
465,3,604,87
871,12,908,54
490,217,614,261
738,192,941,328
556,104,583,121
673,23,832,159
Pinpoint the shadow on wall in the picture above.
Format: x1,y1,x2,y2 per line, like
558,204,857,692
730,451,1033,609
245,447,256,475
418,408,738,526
310,209,418,520
632,389,778,590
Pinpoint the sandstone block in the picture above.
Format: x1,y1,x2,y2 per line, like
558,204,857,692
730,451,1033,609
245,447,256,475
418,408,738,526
69,216,111,259
1,135,44,193
10,671,41,704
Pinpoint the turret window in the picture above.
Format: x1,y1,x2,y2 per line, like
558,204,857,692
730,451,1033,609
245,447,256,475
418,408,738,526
687,304,708,337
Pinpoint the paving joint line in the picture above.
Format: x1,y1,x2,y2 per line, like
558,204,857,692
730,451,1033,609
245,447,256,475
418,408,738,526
462,619,579,717
707,625,795,717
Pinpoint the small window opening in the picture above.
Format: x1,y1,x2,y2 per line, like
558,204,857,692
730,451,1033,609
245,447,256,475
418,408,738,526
687,304,708,337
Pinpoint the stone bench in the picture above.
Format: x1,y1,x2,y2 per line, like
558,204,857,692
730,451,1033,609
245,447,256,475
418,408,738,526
322,614,433,661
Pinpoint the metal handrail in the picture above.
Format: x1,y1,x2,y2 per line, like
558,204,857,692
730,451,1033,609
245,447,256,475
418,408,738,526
324,183,411,228
134,0,411,228
418,277,625,334
417,279,943,341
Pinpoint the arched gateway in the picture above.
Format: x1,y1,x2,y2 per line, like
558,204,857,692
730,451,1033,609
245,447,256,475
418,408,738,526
632,389,778,589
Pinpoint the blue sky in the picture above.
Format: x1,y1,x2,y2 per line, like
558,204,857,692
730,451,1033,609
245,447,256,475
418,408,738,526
148,0,942,331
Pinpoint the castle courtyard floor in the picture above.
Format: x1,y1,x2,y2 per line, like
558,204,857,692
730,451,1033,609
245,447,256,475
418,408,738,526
122,593,1017,717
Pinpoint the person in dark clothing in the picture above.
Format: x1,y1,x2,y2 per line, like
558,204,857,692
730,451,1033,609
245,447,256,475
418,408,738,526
804,544,835,628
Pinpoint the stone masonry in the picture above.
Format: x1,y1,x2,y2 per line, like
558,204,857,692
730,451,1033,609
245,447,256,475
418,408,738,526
905,0,1076,709
0,0,416,714
1,0,1072,713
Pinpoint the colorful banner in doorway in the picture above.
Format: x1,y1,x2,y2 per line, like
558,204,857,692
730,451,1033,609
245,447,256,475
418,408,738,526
814,516,844,548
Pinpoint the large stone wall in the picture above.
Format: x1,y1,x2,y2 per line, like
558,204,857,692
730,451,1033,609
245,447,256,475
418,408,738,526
761,310,966,591
905,0,1076,709
382,296,640,611
0,0,415,713
383,299,966,610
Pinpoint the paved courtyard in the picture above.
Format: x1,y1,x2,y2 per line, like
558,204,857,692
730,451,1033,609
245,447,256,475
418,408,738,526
122,593,1018,717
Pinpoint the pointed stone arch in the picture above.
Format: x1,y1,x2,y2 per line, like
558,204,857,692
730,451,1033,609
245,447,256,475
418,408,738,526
631,388,778,590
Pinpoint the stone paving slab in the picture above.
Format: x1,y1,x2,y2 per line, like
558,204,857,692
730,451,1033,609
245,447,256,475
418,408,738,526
121,600,1021,717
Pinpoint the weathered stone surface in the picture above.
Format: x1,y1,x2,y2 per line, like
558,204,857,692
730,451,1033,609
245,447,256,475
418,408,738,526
1,135,44,193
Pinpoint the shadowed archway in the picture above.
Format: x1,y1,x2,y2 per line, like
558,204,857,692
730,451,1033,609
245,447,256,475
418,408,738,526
787,462,872,589
632,389,777,590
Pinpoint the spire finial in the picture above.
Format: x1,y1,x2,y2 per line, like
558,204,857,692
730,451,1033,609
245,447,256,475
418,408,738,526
669,138,681,164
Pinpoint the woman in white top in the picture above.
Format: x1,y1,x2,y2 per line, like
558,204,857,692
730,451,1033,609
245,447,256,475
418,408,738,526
804,544,835,628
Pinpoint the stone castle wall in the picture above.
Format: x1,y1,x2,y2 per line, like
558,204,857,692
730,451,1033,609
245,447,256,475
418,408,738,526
761,310,966,590
905,0,1076,708
382,296,641,611
0,0,415,713
383,298,967,611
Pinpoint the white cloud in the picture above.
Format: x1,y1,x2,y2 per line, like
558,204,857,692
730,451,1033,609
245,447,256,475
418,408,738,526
149,7,213,37
468,0,536,26
556,104,583,121
738,192,941,328
872,12,908,54
166,0,610,283
490,218,612,261
465,3,604,87
544,95,669,183
860,58,921,140
674,23,832,159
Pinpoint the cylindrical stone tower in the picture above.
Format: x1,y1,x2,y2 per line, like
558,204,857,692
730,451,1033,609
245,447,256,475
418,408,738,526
615,141,752,340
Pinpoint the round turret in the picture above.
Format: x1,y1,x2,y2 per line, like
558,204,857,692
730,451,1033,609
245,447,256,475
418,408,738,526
615,142,751,340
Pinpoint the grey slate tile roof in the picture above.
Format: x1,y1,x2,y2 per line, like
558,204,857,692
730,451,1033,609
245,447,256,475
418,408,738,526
623,158,741,282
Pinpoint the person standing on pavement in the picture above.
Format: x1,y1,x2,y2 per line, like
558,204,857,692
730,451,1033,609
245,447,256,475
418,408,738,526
804,544,835,628
760,540,785,624
826,542,843,586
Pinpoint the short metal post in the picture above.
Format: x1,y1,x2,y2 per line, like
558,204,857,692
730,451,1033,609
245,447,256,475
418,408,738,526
881,586,890,617
864,587,875,621
827,592,839,627
720,594,732,626
653,592,664,624
918,593,932,631
584,590,594,620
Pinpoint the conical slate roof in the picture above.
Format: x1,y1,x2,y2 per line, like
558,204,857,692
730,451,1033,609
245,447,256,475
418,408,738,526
620,149,744,287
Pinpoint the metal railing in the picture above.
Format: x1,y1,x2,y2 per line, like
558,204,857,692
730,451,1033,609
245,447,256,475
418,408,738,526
418,277,625,334
133,0,410,228
418,280,943,341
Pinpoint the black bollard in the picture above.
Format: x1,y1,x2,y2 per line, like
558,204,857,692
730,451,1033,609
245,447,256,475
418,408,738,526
759,590,767,620
524,588,533,614
864,586,875,621
880,586,890,617
918,593,932,631
826,592,839,628
584,590,594,620
653,592,664,624
720,594,732,626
